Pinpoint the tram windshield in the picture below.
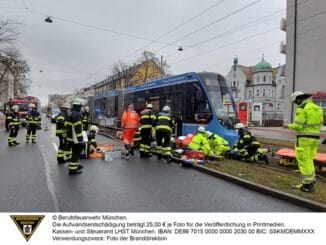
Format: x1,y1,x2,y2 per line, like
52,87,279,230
199,73,238,129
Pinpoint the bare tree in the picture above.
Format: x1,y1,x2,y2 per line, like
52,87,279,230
111,61,131,88
0,48,30,97
0,19,20,52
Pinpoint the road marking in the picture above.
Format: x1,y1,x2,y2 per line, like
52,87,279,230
52,142,58,152
39,138,61,211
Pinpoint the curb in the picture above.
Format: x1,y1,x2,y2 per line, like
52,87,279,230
192,164,326,212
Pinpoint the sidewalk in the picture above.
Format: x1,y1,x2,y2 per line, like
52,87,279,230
249,126,326,138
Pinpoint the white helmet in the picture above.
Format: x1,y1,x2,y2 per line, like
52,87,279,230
90,125,99,133
12,105,19,111
205,130,213,137
198,126,205,133
162,105,171,112
146,103,153,109
85,106,89,112
235,123,245,129
61,103,71,110
28,103,36,108
72,98,86,106
290,91,311,103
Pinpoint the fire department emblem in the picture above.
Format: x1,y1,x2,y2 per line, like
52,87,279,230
11,215,44,241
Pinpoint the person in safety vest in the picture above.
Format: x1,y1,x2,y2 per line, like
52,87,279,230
188,126,214,157
286,91,324,193
139,103,155,158
81,106,91,131
205,131,230,157
121,104,140,158
25,103,41,144
233,123,260,161
56,103,70,163
154,105,175,163
8,105,20,146
65,98,85,175
5,107,11,132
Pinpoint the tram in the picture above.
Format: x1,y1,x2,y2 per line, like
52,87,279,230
90,72,239,146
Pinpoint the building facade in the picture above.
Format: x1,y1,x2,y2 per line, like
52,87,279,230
283,0,326,124
225,56,285,126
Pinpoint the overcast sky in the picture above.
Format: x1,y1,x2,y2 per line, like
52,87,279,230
1,0,286,105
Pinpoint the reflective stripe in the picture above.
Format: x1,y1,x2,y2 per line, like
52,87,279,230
296,132,320,138
156,125,172,132
294,120,323,127
73,121,82,126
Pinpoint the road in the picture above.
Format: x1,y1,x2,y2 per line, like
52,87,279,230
0,117,310,212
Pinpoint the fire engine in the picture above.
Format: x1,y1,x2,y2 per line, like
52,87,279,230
5,96,41,126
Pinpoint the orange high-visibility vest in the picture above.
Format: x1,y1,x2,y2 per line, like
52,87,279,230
122,110,139,129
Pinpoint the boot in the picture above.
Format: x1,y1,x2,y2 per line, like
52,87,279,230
130,147,134,156
69,169,83,175
300,183,314,193
166,157,172,164
14,142,20,145
57,158,66,164
77,165,84,170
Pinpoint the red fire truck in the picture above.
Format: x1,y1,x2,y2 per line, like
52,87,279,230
5,96,40,126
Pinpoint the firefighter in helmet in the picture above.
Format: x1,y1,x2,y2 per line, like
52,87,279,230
154,105,175,163
139,103,155,157
8,105,20,146
56,102,70,163
25,103,41,144
287,91,324,193
65,98,85,175
233,123,260,161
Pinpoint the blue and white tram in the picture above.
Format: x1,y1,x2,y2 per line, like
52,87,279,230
90,72,239,146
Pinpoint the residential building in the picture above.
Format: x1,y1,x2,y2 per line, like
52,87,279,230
225,56,285,125
283,0,326,124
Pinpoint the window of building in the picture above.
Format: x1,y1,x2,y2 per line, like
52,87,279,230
263,76,266,82
277,103,280,111
263,89,266,96
248,90,252,98
256,89,260,97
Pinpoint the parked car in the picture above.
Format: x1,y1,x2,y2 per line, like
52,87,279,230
51,108,60,123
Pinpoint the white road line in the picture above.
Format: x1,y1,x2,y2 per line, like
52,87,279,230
52,142,58,152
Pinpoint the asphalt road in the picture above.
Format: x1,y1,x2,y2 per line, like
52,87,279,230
0,117,310,212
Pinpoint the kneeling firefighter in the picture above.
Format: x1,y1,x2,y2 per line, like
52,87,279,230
233,123,260,161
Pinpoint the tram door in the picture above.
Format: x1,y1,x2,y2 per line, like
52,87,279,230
237,101,248,126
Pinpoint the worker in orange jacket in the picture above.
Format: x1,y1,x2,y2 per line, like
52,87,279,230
121,104,140,158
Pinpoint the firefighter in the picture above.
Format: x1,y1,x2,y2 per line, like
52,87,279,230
233,123,260,161
87,125,99,156
81,106,91,131
65,98,85,175
56,103,70,163
139,103,155,158
121,104,140,159
188,126,214,157
154,105,175,163
5,107,11,132
205,131,230,157
8,105,20,146
287,91,324,193
25,103,41,144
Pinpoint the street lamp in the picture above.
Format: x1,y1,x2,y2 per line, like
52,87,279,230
45,16,53,23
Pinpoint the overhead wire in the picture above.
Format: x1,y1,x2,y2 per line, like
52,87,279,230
154,0,262,53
